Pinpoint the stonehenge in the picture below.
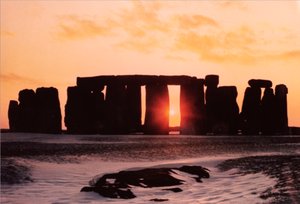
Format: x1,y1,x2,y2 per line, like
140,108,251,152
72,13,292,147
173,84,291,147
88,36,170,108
8,75,290,135
8,87,61,133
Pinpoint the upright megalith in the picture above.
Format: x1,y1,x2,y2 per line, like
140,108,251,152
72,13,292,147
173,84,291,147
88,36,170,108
275,84,288,134
180,78,205,134
126,84,142,133
240,86,262,135
8,88,62,133
8,100,19,131
18,89,37,132
65,86,105,134
204,75,219,133
261,88,276,135
217,86,239,134
241,79,275,135
105,83,128,134
144,83,169,134
35,87,62,133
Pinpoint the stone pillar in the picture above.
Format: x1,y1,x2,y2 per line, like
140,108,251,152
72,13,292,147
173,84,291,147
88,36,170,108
204,75,219,134
240,87,261,135
104,83,128,134
261,88,276,135
18,89,36,132
8,100,19,131
126,84,142,133
92,90,105,133
65,86,86,134
240,79,272,135
194,79,206,134
35,87,62,134
144,83,169,134
275,84,288,134
180,79,205,134
217,86,239,134
65,86,104,134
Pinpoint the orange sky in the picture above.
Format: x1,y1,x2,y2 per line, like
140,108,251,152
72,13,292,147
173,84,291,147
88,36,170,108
1,1,300,129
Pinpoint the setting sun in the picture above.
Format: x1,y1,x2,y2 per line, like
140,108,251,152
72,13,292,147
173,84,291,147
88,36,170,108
170,109,175,116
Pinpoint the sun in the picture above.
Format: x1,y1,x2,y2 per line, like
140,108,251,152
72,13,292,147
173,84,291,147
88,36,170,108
170,109,175,116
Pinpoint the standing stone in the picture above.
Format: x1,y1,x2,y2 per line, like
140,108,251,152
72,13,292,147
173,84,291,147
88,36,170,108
194,79,206,134
217,86,239,134
65,86,101,134
261,88,276,135
105,83,128,134
180,79,205,134
144,84,169,134
18,89,36,132
240,87,262,135
8,100,19,131
35,87,62,134
275,84,288,134
126,85,142,133
204,75,219,134
92,90,105,133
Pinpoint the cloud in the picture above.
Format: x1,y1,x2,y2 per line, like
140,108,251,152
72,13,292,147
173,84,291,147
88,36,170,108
174,26,257,64
0,30,15,37
173,14,218,29
1,73,41,85
266,50,300,61
117,37,160,53
57,15,113,40
218,1,248,10
54,1,299,65
117,1,168,36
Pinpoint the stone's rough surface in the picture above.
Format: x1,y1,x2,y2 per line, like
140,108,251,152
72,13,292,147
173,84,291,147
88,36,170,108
81,165,209,199
248,79,272,88
144,84,169,134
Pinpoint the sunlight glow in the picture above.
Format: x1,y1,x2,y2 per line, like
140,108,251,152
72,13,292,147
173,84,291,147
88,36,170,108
170,109,175,116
